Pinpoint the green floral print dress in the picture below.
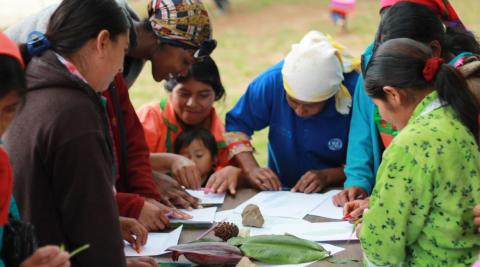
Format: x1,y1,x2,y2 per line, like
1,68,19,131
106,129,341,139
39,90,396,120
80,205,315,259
360,91,480,267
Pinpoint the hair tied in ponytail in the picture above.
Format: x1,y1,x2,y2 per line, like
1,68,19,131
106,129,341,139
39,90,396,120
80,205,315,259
26,31,51,57
423,57,444,81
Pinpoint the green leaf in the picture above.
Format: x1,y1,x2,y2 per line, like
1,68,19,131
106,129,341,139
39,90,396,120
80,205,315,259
327,258,360,264
231,235,330,264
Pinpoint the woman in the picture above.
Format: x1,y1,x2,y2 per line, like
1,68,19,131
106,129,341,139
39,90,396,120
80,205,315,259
360,38,480,266
0,32,70,267
3,0,136,265
225,31,359,192
138,57,242,195
333,0,480,206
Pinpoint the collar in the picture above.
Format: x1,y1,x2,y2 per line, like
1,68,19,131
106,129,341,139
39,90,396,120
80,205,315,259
410,91,445,123
162,99,225,143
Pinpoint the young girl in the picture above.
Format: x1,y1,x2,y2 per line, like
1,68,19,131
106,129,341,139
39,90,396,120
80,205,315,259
174,128,218,186
360,38,480,266
329,0,356,32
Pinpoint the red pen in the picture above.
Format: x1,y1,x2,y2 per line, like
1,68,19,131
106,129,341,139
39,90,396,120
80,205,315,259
343,213,352,220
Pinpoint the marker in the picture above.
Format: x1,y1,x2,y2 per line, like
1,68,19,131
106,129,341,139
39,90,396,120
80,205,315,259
342,213,352,220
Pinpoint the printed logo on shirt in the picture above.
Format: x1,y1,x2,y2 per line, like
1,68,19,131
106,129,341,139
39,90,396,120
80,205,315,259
328,138,343,151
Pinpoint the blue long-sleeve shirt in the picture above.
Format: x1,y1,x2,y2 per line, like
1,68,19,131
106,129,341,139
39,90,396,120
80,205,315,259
226,60,359,188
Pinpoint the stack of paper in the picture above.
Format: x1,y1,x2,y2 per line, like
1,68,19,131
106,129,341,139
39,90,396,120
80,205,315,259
186,189,226,206
233,191,329,219
124,226,183,257
170,207,217,227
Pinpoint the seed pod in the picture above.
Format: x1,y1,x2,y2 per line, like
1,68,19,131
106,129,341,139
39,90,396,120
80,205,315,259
167,242,243,265
214,222,239,241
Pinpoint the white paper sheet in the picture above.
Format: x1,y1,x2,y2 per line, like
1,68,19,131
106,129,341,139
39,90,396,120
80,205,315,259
124,226,182,257
308,190,344,220
215,210,312,236
170,207,217,225
233,191,329,219
256,243,344,267
265,221,357,242
186,189,226,205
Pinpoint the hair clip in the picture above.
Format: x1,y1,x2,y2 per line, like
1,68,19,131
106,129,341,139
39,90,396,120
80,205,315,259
27,31,51,56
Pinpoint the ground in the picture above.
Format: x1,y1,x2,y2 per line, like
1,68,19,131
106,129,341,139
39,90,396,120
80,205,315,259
129,0,480,165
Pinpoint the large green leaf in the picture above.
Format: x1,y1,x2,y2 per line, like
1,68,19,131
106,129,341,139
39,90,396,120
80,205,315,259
229,235,330,264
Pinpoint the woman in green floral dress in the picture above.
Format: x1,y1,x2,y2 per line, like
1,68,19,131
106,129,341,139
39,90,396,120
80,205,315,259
360,38,480,266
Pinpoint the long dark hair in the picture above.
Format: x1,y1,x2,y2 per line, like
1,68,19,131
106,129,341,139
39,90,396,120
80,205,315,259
364,38,479,140
21,0,129,63
374,2,479,61
164,56,225,101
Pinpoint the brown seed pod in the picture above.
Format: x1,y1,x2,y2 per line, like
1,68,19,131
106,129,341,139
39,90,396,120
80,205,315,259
214,222,239,241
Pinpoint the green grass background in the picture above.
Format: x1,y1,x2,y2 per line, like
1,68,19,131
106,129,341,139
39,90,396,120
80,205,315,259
128,0,480,166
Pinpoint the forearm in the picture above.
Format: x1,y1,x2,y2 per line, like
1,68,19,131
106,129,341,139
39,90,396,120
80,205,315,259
231,151,260,174
149,153,182,172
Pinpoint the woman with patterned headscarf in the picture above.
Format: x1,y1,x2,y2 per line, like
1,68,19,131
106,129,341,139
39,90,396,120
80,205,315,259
225,31,360,193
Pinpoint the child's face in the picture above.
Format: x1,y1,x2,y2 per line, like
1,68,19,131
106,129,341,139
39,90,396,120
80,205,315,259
179,139,214,180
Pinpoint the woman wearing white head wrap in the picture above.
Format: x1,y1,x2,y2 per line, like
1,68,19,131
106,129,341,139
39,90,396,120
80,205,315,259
225,31,360,192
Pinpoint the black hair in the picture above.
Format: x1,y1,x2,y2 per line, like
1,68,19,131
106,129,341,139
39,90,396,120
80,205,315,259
174,127,218,159
164,56,225,101
364,38,479,140
0,55,26,100
21,0,129,63
376,2,479,58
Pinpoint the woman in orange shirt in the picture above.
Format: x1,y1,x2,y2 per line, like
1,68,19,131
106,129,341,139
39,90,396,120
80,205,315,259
138,57,241,194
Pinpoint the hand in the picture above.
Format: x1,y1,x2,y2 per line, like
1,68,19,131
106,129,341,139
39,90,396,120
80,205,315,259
332,186,368,207
205,166,242,195
153,171,201,210
473,204,480,232
20,246,70,267
291,170,329,193
246,167,281,191
171,155,201,189
343,199,369,223
126,257,157,267
146,198,192,221
138,199,171,231
119,217,147,252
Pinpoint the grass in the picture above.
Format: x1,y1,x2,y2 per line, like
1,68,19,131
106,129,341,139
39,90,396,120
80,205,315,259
127,0,480,166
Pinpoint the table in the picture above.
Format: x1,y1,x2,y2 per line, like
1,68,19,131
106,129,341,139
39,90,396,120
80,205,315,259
158,189,363,266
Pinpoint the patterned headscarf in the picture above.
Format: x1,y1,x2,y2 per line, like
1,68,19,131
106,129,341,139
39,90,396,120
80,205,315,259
148,0,213,49
380,0,466,31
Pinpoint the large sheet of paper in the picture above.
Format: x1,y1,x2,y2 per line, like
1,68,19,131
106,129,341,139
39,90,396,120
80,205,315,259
124,226,183,257
233,191,329,219
265,221,357,242
215,209,312,236
308,190,344,220
171,207,217,225
186,189,226,205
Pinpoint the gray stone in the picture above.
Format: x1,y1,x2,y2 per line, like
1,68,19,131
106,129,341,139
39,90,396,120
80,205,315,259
241,204,264,228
